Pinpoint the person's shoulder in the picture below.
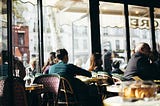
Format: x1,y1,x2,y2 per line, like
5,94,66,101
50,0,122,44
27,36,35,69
68,63,74,65
50,63,57,68
68,63,77,68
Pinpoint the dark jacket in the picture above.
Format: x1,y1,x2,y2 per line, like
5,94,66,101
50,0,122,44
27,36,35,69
123,52,156,80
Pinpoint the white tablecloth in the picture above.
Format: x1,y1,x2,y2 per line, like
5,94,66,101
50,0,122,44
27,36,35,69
103,94,160,106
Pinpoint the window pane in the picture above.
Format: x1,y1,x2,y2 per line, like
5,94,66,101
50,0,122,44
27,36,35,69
129,5,152,50
43,0,90,69
99,2,127,71
12,0,39,78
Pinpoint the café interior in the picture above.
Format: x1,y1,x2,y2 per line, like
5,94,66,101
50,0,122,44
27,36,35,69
0,0,160,106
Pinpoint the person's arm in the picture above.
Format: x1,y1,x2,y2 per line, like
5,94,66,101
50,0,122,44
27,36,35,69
68,64,92,77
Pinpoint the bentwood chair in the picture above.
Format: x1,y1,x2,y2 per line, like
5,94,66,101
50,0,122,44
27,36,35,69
57,77,78,106
33,74,60,106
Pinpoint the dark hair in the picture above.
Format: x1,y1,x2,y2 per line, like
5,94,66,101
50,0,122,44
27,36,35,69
104,49,108,52
50,52,56,59
56,49,68,60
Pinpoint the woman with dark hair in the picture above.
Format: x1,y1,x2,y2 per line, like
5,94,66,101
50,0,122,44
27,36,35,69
88,52,103,72
42,52,56,74
88,52,114,85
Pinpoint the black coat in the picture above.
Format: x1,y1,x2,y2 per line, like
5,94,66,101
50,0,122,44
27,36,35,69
123,52,157,80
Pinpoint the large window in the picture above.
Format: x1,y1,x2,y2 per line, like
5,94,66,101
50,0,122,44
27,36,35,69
1,0,160,77
43,0,91,69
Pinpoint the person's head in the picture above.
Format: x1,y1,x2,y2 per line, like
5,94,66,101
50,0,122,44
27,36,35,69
56,48,68,63
104,49,108,53
48,52,56,64
49,52,56,60
135,42,151,56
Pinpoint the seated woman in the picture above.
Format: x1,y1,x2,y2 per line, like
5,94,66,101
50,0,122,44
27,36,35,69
42,52,56,74
88,52,114,85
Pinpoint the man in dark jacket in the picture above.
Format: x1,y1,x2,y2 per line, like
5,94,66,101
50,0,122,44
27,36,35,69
123,42,157,80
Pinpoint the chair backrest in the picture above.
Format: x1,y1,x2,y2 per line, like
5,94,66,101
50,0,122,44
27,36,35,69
33,74,60,106
57,77,78,106
33,74,60,95
1,76,28,106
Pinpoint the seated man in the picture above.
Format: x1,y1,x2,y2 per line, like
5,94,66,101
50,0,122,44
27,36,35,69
123,42,157,81
49,48,100,106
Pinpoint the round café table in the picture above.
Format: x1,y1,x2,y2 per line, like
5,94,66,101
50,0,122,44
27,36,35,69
25,84,44,91
25,84,44,106
103,94,160,106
